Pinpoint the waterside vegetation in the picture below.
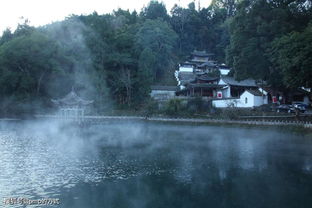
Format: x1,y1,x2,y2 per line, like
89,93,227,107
0,0,311,117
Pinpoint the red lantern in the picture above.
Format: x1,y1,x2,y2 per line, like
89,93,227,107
217,92,222,98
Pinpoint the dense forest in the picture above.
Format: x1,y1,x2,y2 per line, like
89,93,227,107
0,0,311,116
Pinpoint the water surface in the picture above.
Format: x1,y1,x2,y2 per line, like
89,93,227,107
0,120,312,207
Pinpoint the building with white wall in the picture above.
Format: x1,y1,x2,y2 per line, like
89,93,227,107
213,90,268,108
150,86,178,101
170,50,270,108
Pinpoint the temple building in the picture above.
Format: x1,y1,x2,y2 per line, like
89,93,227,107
173,50,269,108
175,50,230,90
218,76,259,98
190,50,215,63
156,50,310,108
51,89,93,119
176,73,221,97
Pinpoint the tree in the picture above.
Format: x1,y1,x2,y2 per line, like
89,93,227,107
225,0,309,83
0,31,61,95
141,0,169,21
0,29,13,46
0,29,69,115
170,2,229,61
134,48,155,102
211,0,239,17
269,23,312,89
170,4,189,55
136,19,177,83
13,19,36,38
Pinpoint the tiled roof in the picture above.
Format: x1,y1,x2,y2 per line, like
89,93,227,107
51,90,93,106
196,74,219,82
188,83,224,88
246,89,264,96
151,86,178,91
221,76,257,87
178,72,196,81
191,50,214,57
198,61,217,68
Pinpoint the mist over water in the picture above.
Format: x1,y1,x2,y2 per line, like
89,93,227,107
0,120,312,207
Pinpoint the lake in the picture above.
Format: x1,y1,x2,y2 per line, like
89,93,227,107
0,120,312,208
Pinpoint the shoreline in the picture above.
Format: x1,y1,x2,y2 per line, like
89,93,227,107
33,115,312,129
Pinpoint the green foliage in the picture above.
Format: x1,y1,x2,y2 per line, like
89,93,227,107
141,1,169,20
211,0,239,17
143,99,159,116
14,20,36,38
187,97,205,113
170,2,229,61
0,31,61,96
165,99,182,116
161,97,212,117
136,19,178,83
269,23,312,89
135,48,154,101
0,29,71,115
226,0,312,89
0,0,311,116
0,29,13,46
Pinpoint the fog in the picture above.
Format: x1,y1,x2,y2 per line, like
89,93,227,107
0,120,312,207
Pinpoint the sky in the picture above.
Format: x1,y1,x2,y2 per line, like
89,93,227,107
0,0,212,34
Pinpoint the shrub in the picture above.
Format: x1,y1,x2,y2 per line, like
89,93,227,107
164,99,182,116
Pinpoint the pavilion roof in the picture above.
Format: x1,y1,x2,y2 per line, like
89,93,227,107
51,90,94,106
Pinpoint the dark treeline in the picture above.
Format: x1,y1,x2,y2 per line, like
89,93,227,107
0,0,311,116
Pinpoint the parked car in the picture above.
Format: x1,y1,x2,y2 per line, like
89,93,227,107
276,104,306,113
276,104,292,113
292,102,309,109
292,103,306,113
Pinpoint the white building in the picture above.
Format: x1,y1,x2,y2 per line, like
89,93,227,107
219,64,230,75
213,89,268,108
178,63,194,73
172,50,269,108
150,86,178,101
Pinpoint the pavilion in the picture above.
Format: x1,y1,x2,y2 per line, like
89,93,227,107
51,89,93,120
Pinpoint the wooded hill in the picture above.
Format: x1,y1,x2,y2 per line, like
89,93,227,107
0,0,311,116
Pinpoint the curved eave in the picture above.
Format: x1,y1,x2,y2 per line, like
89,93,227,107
51,99,94,106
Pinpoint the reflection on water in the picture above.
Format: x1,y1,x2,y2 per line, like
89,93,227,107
0,120,312,207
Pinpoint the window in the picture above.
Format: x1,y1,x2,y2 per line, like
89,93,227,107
245,97,248,104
